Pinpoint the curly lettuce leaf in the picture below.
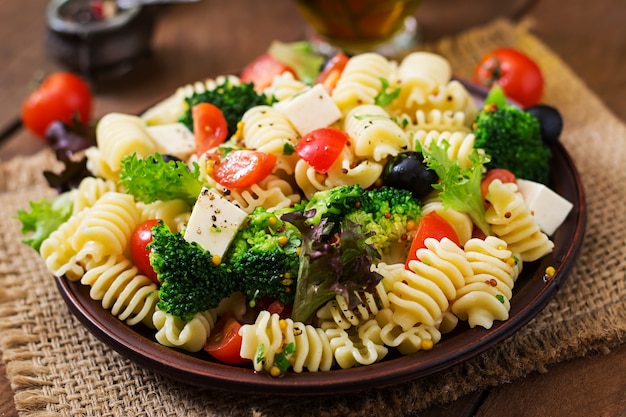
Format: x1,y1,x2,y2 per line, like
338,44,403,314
15,192,73,251
418,140,491,235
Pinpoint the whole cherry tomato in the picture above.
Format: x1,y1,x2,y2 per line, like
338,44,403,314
240,53,296,92
192,103,228,157
130,219,161,284
21,72,93,140
473,47,544,107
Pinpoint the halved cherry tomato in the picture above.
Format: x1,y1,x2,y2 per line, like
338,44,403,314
192,103,228,157
295,127,348,174
473,47,544,107
21,71,93,140
209,149,277,189
240,53,296,92
204,314,249,365
130,219,161,284
405,212,460,269
315,51,349,93
481,168,517,208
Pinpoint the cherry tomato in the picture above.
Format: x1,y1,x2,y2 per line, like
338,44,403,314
481,168,517,208
240,53,296,92
473,47,544,107
295,127,348,174
405,212,460,269
210,149,277,189
315,51,349,93
204,314,249,365
21,71,93,140
192,103,228,157
130,219,161,284
253,296,293,319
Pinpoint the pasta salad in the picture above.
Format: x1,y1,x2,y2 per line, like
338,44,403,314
19,49,573,377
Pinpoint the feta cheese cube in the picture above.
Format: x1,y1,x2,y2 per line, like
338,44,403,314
275,84,341,136
516,179,574,235
184,188,248,257
146,123,196,160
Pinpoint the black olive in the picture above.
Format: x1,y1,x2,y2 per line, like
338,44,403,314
382,151,439,199
160,154,182,163
525,104,563,145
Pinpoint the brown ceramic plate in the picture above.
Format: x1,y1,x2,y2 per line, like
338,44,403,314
54,84,586,396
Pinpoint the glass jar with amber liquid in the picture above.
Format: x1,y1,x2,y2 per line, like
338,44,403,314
293,0,421,57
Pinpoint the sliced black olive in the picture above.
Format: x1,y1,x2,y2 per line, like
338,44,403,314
160,154,182,163
382,151,439,199
525,104,563,145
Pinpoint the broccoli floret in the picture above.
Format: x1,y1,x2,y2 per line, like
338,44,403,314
225,207,302,307
179,78,275,138
345,186,421,263
119,153,207,206
149,221,236,321
302,184,365,227
473,102,551,184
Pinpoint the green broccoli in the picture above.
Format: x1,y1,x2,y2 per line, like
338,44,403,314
224,207,302,307
347,186,422,263
119,153,207,206
149,221,236,321
473,102,552,184
300,184,365,227
179,78,275,138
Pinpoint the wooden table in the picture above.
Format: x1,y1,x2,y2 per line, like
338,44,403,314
1,1,625,415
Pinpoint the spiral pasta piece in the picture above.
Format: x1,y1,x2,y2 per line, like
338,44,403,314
240,310,336,374
137,199,191,232
344,104,410,161
70,176,119,214
316,281,390,330
451,236,522,329
94,113,158,178
410,109,470,134
485,179,554,262
81,254,159,327
40,209,88,280
413,130,477,169
332,53,394,112
321,318,388,369
241,105,300,175
264,71,308,101
375,308,441,354
226,174,301,213
71,192,142,263
153,309,218,352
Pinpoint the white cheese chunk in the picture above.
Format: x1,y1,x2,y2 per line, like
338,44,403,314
146,123,196,161
516,179,574,235
184,188,248,257
275,84,341,136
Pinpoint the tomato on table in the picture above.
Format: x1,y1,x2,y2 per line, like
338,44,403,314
295,127,348,174
405,212,460,269
192,103,228,157
240,53,296,92
204,314,249,365
473,47,544,107
481,168,517,208
209,149,277,189
130,219,161,284
21,71,93,140
315,51,349,93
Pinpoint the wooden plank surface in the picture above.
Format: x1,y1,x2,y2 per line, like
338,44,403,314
1,0,625,415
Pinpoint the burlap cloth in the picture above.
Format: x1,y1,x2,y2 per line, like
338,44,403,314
1,19,625,417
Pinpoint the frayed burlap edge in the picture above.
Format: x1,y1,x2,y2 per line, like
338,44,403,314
1,18,625,417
